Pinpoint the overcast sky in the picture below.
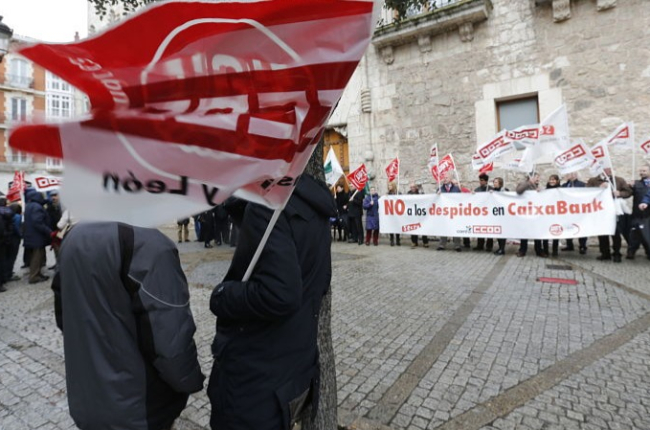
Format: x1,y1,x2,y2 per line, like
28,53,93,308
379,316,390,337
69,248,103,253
2,0,88,42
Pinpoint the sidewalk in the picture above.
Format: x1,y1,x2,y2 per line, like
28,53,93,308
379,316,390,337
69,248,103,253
0,233,648,429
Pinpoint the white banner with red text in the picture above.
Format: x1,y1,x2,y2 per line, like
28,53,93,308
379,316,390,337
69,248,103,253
379,188,616,239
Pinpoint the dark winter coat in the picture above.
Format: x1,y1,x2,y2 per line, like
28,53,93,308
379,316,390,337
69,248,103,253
561,179,586,189
53,222,204,430
347,190,364,218
208,174,336,430
631,180,650,218
363,193,380,230
439,183,461,193
24,191,52,248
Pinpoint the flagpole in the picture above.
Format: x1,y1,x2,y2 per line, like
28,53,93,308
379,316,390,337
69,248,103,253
242,202,286,282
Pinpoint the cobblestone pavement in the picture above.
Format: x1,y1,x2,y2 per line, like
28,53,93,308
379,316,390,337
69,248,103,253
0,231,649,429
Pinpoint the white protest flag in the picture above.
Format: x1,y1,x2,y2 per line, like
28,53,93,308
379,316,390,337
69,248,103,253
640,135,650,155
589,140,612,176
504,124,540,147
8,0,378,227
502,157,529,172
324,147,344,186
553,141,595,176
520,105,571,169
605,122,635,148
474,130,513,166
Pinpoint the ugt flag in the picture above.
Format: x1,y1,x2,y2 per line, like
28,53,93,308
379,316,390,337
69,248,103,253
641,135,650,155
324,147,344,187
520,105,571,170
604,123,634,148
9,0,378,227
347,164,368,191
589,140,612,175
385,157,399,182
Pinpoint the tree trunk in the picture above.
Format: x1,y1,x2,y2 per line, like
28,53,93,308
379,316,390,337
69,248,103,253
301,138,338,430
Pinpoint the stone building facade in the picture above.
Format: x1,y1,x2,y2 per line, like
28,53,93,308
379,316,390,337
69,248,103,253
328,0,650,193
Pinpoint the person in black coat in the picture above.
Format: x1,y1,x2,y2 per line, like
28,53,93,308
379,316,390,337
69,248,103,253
347,187,364,245
24,189,52,284
208,174,336,430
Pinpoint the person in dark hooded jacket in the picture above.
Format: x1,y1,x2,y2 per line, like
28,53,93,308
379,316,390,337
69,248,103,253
208,174,336,430
24,189,52,283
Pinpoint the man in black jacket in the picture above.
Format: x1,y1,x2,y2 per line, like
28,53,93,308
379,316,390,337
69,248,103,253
53,222,204,430
208,174,336,430
627,164,650,259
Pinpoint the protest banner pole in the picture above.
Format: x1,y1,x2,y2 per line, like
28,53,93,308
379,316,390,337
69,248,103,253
242,203,286,282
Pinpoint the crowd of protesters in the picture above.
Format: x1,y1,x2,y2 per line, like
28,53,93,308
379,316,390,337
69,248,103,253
178,202,239,249
327,163,650,263
0,188,66,293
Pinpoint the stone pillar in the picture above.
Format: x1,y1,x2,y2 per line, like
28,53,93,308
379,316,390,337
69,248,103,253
552,0,571,22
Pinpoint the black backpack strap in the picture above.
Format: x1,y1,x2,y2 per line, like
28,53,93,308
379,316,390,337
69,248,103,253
117,223,138,297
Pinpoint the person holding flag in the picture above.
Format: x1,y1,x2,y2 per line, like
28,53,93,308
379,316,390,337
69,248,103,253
587,167,632,262
626,163,650,260
346,165,369,245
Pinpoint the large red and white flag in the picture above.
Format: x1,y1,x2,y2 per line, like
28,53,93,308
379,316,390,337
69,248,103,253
553,142,594,176
385,157,399,182
479,162,494,174
520,105,571,170
8,0,377,226
604,123,634,148
346,164,368,191
641,135,650,155
589,140,612,176
431,154,455,182
6,171,25,203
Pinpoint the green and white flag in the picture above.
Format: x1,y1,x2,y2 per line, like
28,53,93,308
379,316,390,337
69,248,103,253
324,147,344,186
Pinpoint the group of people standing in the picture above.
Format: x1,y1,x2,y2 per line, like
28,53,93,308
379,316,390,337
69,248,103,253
0,188,71,292
177,202,239,249
329,163,650,262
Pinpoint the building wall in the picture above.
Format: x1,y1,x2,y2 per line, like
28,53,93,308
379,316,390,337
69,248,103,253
331,0,650,193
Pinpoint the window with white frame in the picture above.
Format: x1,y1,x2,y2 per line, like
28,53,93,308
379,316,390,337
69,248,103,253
8,58,30,88
46,157,64,170
6,149,31,164
47,94,73,118
47,73,71,92
10,98,28,121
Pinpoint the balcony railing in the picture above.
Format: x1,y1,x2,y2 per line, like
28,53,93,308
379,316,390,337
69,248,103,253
4,74,34,89
374,0,493,63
